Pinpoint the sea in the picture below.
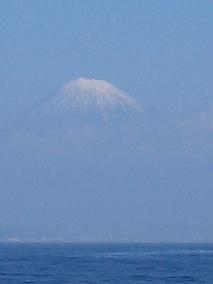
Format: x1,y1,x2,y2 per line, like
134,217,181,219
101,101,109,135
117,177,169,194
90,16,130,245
0,243,213,283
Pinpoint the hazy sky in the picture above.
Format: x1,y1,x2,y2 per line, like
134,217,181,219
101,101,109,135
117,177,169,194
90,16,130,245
1,0,213,242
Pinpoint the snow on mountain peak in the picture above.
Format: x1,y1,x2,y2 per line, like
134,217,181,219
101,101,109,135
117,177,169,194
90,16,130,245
47,78,142,113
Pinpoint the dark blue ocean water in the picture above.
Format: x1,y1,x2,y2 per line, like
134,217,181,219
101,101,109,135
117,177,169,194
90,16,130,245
0,243,213,283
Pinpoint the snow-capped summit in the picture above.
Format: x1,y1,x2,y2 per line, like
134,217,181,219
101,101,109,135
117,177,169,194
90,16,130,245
43,78,142,114
18,78,143,137
29,78,143,130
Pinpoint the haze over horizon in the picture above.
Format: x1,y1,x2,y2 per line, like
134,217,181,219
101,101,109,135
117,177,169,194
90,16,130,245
1,0,213,242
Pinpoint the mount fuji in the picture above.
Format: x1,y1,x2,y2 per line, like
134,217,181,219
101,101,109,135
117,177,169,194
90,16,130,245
44,78,142,114
29,78,143,131
12,78,146,145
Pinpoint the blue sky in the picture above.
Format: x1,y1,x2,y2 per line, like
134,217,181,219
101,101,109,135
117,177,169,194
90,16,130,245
0,1,213,242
